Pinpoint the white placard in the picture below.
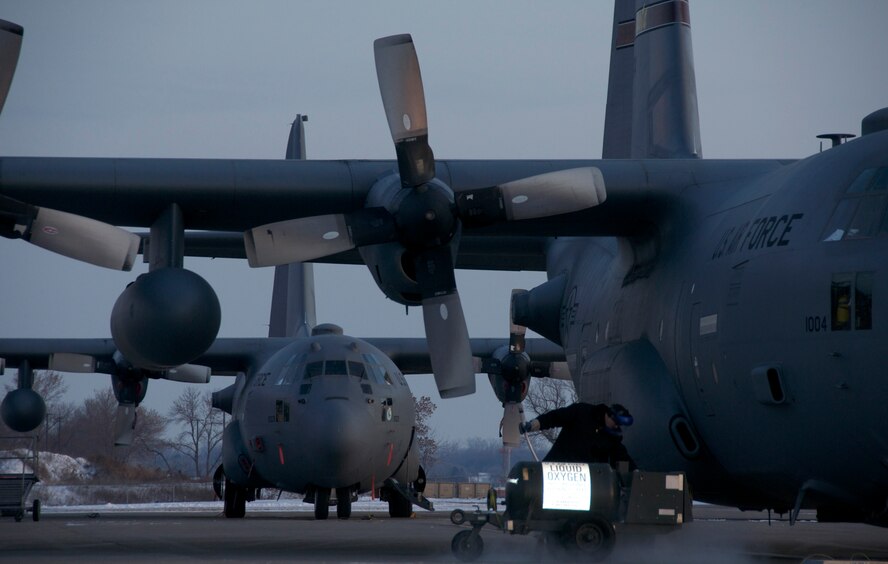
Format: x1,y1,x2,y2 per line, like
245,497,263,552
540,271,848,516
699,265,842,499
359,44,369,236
542,462,591,511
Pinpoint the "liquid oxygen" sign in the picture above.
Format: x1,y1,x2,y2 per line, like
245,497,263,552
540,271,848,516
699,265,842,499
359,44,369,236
542,462,591,511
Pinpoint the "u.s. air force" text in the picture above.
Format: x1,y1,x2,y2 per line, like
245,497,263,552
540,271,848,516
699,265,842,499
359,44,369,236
711,213,803,260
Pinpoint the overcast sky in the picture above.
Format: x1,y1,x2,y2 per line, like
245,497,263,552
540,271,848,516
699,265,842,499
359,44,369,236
0,1,886,443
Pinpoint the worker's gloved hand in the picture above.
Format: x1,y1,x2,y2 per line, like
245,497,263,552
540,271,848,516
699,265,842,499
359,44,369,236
519,419,540,434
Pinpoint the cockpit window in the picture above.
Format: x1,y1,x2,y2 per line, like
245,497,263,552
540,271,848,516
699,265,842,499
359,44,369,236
824,168,888,241
275,353,306,386
348,361,365,379
325,360,347,376
304,361,324,379
362,353,394,386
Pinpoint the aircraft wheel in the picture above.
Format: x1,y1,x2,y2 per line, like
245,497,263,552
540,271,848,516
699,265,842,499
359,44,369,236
387,491,412,518
223,478,246,518
451,529,484,562
335,487,351,520
314,488,330,520
32,499,40,522
450,508,466,525
571,517,615,560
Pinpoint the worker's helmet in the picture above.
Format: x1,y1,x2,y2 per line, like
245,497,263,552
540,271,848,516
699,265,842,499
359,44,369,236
608,404,634,427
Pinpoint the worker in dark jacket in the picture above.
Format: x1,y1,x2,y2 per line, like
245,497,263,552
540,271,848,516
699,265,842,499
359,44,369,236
520,402,636,470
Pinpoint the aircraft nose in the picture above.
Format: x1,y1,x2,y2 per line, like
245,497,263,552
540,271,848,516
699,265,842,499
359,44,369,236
298,397,372,486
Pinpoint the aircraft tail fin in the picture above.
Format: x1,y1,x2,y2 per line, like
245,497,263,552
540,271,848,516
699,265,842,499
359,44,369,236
269,115,316,338
602,0,702,159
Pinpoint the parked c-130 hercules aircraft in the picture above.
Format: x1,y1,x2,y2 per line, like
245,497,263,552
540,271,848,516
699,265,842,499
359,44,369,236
1,0,888,528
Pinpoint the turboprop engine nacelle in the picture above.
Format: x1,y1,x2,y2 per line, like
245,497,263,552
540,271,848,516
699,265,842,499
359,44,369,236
110,268,221,370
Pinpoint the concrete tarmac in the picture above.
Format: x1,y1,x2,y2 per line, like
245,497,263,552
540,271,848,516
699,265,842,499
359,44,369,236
1,506,887,563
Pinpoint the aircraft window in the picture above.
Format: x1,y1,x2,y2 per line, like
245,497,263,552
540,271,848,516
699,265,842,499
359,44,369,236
846,168,878,193
831,272,873,331
325,360,347,376
348,361,365,379
276,353,306,386
383,371,394,386
846,196,887,239
831,274,853,331
305,361,324,379
855,272,873,330
822,200,858,241
362,353,390,385
824,169,888,242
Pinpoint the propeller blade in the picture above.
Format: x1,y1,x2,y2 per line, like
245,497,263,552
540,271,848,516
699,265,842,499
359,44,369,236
422,292,476,398
374,34,435,187
0,20,23,115
244,208,397,267
509,289,528,354
1,195,140,270
114,403,136,446
245,213,353,267
502,402,524,448
30,208,141,270
48,353,96,373
456,167,607,226
164,364,211,384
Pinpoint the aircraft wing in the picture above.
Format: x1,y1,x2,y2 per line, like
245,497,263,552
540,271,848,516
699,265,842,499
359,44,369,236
0,336,564,378
0,338,289,377
369,337,565,375
1,157,788,235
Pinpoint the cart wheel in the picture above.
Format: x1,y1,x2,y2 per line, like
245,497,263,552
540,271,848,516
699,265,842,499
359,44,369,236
14,510,23,522
451,529,484,562
571,517,615,560
32,499,41,522
450,508,466,525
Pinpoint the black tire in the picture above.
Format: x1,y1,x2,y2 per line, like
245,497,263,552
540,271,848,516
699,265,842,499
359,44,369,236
32,499,40,522
387,491,412,518
223,478,246,518
450,508,466,525
212,465,225,500
451,529,484,562
314,488,330,520
335,487,351,520
571,517,615,561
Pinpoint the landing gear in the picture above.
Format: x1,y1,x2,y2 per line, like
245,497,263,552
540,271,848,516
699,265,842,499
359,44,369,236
223,477,246,518
387,489,413,518
335,487,351,520
314,487,330,520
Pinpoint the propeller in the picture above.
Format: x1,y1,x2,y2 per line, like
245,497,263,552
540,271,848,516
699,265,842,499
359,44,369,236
243,34,605,399
0,22,140,271
48,351,211,444
487,290,570,447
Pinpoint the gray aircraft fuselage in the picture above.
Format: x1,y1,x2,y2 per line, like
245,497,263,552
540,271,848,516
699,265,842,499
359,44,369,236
547,129,888,518
218,330,417,502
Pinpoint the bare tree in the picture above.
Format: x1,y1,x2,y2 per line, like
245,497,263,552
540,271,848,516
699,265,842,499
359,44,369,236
168,387,223,478
522,378,578,445
413,395,438,469
62,388,168,466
